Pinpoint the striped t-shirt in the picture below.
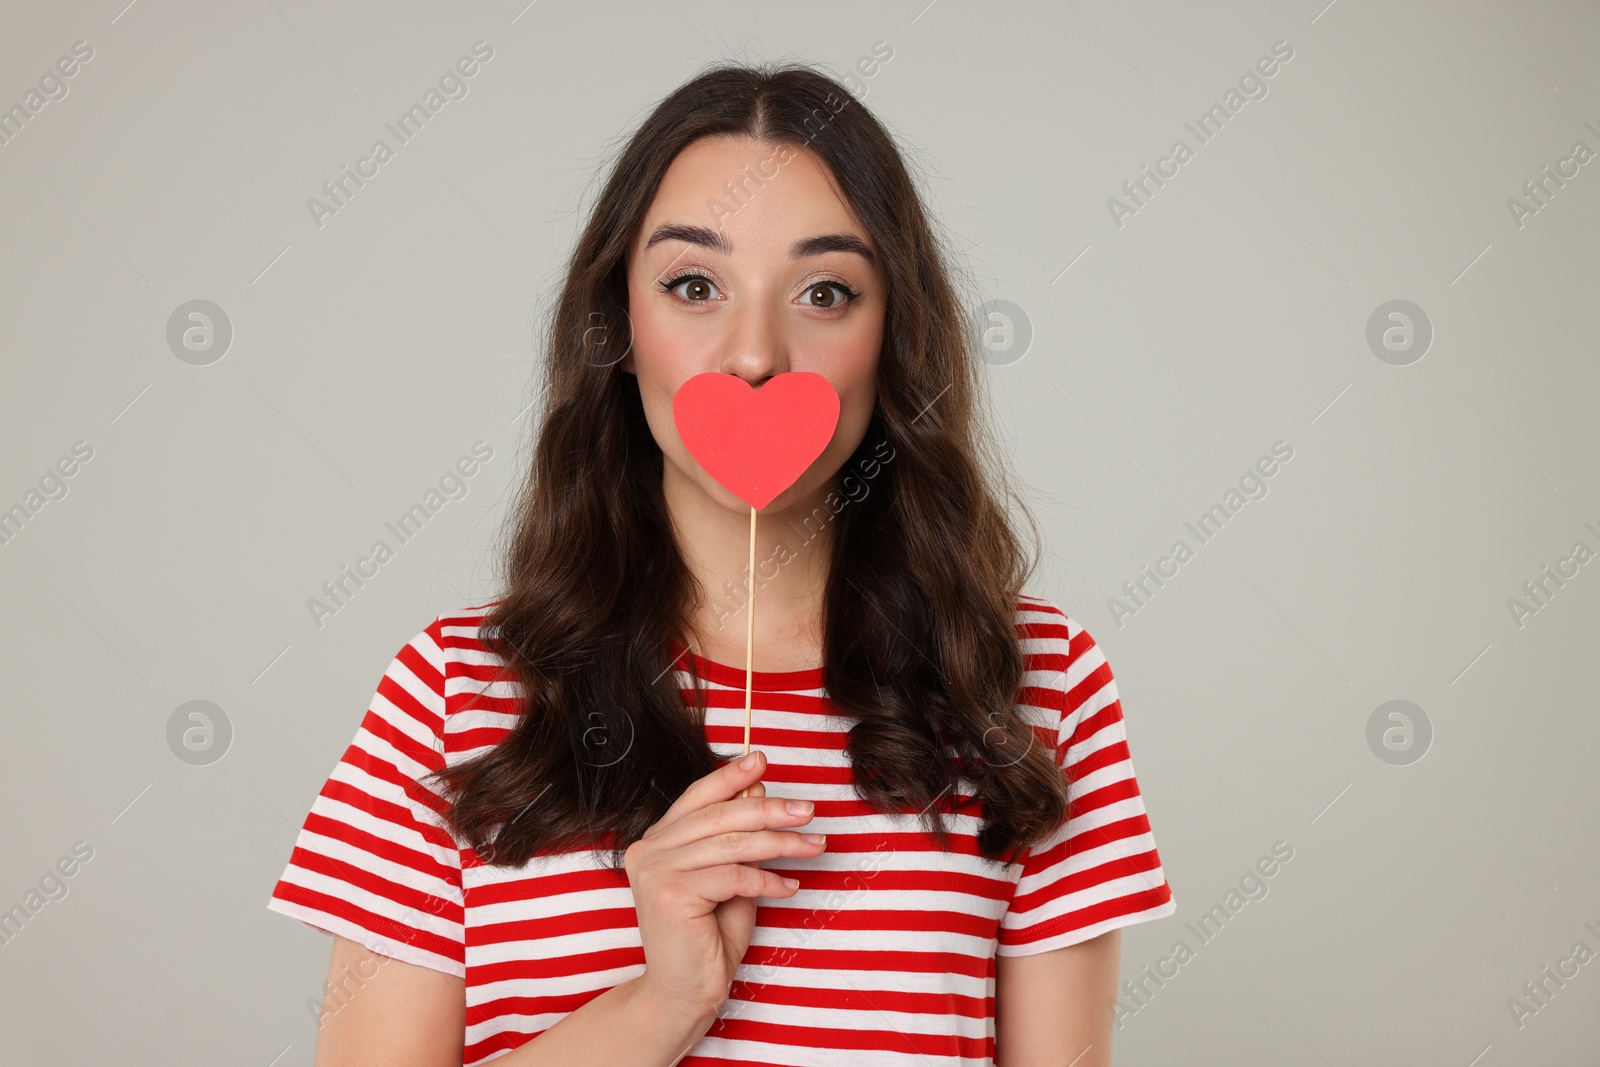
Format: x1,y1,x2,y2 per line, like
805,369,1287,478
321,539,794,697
266,594,1176,1065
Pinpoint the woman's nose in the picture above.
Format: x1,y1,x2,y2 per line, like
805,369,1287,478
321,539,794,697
720,298,789,387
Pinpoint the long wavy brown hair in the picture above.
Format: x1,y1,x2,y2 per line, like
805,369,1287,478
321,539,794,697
422,59,1067,871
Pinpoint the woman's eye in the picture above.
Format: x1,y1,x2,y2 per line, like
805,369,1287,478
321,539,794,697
801,281,859,309
661,274,719,302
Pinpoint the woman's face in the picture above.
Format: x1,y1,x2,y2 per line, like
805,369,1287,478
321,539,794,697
623,135,885,516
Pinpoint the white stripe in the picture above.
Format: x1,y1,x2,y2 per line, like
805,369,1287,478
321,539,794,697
266,897,465,978
292,814,459,903
1006,863,1172,932
274,862,463,947
997,896,1180,957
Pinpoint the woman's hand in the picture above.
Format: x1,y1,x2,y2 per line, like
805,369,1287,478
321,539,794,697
623,750,827,1017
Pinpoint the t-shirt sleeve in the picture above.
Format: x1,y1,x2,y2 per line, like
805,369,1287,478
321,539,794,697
265,614,466,978
997,601,1177,956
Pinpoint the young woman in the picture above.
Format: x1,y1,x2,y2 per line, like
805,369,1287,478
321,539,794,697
267,61,1175,1066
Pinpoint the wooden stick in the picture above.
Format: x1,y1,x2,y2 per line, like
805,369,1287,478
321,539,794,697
738,505,757,799
744,503,756,757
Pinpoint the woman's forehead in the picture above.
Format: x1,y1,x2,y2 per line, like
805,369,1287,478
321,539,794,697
635,137,871,260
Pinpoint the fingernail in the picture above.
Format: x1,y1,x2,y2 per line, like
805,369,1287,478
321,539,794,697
740,751,759,770
782,877,800,889
802,833,825,844
786,800,813,815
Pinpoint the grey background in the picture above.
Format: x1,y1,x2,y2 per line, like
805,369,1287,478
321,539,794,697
2,0,1596,1063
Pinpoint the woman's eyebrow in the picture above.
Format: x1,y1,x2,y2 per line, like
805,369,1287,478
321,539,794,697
646,223,732,256
791,232,875,265
644,223,875,265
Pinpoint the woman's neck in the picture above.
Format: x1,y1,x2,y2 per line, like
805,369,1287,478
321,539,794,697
664,463,836,672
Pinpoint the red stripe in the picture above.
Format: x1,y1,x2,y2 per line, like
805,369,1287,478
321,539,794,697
270,876,462,964
1011,833,1164,913
283,834,460,922
705,1012,992,1059
1000,882,1175,948
1066,737,1132,780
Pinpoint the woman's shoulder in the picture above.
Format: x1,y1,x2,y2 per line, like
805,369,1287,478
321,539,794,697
1010,591,1121,732
381,601,512,741
1014,590,1115,669
426,598,505,659
420,600,525,759
1013,590,1088,644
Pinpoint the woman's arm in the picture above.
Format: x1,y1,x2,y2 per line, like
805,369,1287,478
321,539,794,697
994,928,1121,1067
312,935,464,1067
312,934,718,1067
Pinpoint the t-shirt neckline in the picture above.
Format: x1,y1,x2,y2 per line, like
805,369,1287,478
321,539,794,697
667,637,825,692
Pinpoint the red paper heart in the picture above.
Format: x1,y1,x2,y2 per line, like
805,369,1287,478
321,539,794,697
671,371,841,511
